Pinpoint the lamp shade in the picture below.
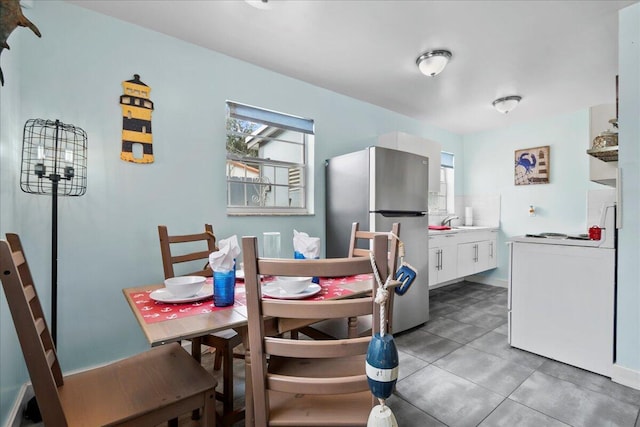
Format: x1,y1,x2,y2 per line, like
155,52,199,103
416,50,452,77
492,96,522,114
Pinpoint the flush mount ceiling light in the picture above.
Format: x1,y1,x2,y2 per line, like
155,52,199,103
492,95,522,114
416,50,452,77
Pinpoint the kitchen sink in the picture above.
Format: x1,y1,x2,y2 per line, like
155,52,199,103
453,226,490,230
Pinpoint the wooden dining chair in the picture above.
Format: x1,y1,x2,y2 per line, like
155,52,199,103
0,234,216,427
158,224,243,425
349,222,401,334
241,234,389,426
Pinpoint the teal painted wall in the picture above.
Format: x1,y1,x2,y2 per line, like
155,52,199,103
0,1,462,423
462,109,600,283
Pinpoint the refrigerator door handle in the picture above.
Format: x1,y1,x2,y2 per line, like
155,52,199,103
374,210,427,218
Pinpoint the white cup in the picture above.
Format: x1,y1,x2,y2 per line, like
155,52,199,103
263,232,281,258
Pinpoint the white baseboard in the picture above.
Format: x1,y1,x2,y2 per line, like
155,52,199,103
612,363,640,390
5,383,33,427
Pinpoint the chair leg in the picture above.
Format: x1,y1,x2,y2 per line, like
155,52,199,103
213,347,223,371
190,337,203,421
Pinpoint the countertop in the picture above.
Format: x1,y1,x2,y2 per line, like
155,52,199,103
428,226,498,235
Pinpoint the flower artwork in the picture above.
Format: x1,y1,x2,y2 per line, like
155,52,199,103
514,146,550,185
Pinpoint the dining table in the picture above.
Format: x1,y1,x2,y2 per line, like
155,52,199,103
122,273,383,427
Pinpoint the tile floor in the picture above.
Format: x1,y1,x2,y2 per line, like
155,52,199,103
21,281,640,426
388,281,640,427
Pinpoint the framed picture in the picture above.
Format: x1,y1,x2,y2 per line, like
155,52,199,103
514,145,550,185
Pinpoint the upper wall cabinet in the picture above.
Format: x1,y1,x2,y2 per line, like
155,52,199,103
378,131,441,192
587,104,617,187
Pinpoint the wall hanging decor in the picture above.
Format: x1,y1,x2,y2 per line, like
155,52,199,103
120,74,154,163
20,118,88,344
514,145,550,185
0,0,41,86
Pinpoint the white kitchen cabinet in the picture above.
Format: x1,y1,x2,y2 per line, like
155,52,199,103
457,241,481,277
428,234,458,286
428,228,498,286
456,231,498,277
588,103,617,187
378,131,441,192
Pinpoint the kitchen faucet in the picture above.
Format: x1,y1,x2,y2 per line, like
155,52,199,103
441,215,459,226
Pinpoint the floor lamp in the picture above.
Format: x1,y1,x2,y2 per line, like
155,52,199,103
19,119,87,345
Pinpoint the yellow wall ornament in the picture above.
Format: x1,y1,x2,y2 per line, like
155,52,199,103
120,74,154,163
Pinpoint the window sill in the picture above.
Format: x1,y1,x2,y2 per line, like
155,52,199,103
227,208,314,217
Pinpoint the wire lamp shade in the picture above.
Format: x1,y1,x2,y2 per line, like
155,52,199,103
20,119,87,196
19,118,87,344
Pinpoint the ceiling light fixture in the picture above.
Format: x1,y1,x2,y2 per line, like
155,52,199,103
245,0,271,10
492,95,522,114
416,50,452,77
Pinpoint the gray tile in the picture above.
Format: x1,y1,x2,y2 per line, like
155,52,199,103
434,345,535,396
436,291,484,307
435,282,467,292
467,331,546,370
386,395,446,427
455,284,500,300
395,328,463,362
478,398,570,427
538,359,640,407
421,316,490,344
395,365,504,427
443,305,507,330
429,300,461,318
397,349,429,381
511,371,640,427
492,322,508,336
492,292,508,305
466,298,507,316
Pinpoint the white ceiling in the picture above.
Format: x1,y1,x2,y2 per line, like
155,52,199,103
68,0,636,135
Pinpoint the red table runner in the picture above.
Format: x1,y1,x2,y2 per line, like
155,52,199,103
129,274,372,324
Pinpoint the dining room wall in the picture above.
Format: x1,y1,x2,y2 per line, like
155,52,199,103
0,1,465,422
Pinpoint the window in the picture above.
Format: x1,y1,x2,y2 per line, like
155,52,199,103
225,101,314,215
428,151,454,214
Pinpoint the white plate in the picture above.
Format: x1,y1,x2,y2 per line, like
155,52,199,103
262,283,321,300
150,286,212,303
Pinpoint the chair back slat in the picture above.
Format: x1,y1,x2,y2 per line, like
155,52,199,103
158,224,217,279
261,298,373,319
256,256,372,278
264,336,371,358
242,234,388,425
45,349,57,368
0,236,67,426
268,373,368,395
24,284,36,302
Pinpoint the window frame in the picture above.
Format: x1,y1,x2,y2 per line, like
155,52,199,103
225,101,314,216
428,151,455,215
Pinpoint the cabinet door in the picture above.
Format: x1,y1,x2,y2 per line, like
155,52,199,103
439,245,458,283
457,241,479,277
486,238,498,269
428,246,440,286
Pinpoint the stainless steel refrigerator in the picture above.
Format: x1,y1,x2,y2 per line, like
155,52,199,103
325,146,430,332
